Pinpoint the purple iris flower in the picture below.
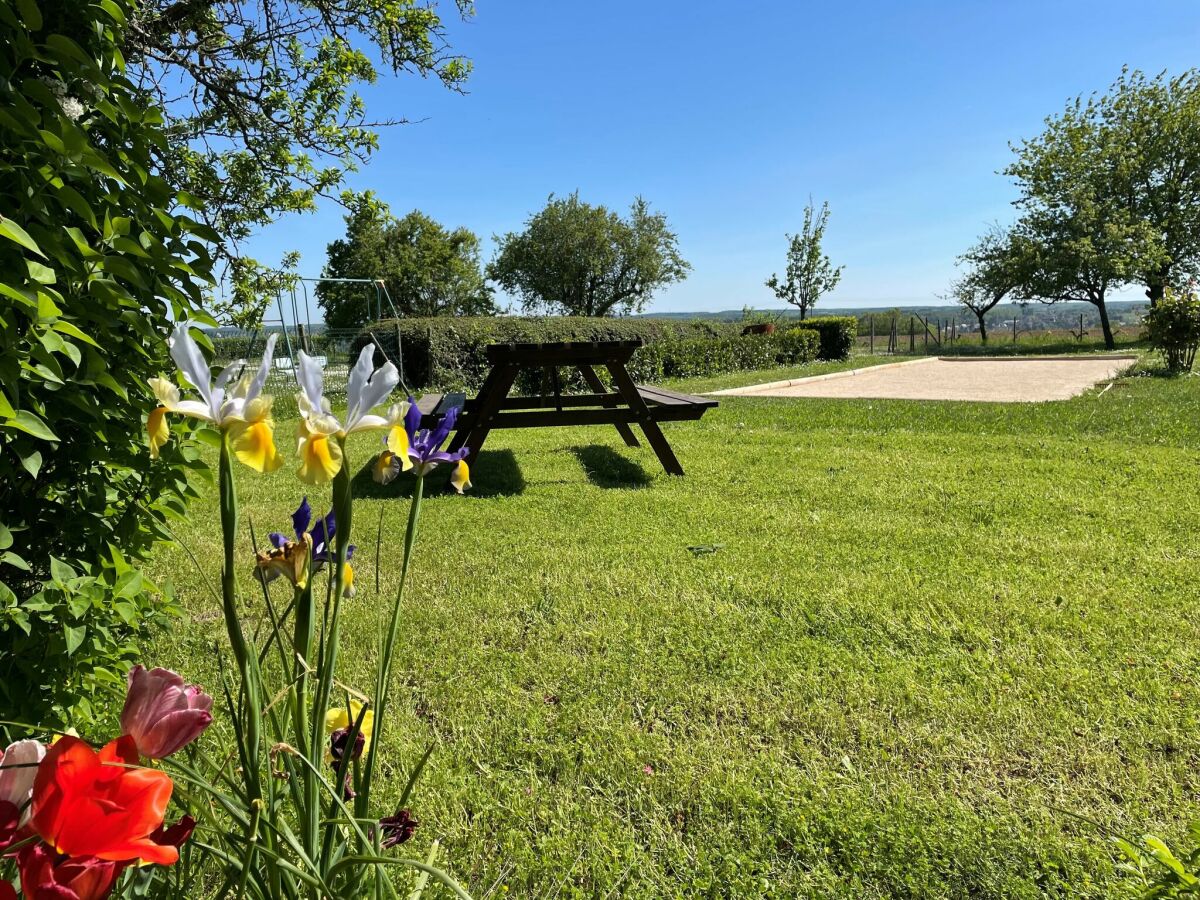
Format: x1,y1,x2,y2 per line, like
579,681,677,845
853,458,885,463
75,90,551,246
270,497,355,568
402,399,469,472
374,398,472,492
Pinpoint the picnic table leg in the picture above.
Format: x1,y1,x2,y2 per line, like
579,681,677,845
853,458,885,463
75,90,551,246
447,362,520,468
605,362,685,476
577,365,640,448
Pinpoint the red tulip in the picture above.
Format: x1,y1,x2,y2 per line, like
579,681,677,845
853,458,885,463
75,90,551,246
150,814,196,850
0,879,14,900
30,736,177,865
16,843,123,900
120,666,213,759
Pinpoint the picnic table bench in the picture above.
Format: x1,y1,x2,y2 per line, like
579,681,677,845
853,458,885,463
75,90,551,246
414,340,716,476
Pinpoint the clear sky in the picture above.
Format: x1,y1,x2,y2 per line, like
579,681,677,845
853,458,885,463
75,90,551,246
243,0,1200,322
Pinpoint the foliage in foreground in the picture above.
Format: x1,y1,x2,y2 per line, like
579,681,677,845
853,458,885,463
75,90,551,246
0,0,212,727
0,328,474,898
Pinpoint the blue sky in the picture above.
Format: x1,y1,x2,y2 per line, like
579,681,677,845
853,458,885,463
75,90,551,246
244,0,1200,321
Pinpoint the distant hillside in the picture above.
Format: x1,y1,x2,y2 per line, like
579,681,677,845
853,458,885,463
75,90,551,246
645,300,1147,330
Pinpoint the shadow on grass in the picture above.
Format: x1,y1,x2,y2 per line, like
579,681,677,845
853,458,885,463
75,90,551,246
351,448,526,499
569,444,652,489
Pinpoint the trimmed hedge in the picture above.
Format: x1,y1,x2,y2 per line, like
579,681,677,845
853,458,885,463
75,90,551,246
627,328,819,382
354,316,740,390
794,316,856,360
353,317,815,391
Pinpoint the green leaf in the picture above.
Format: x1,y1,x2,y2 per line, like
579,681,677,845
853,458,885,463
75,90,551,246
19,449,42,478
96,0,125,25
0,552,30,572
63,623,86,656
51,320,101,348
55,185,99,229
14,0,42,30
27,259,56,285
0,390,14,419
113,569,143,600
0,524,11,550
0,216,45,258
50,556,76,583
1,410,59,442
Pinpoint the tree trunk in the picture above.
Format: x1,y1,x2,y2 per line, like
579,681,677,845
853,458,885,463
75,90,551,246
1094,297,1115,350
1146,263,1171,308
976,311,988,344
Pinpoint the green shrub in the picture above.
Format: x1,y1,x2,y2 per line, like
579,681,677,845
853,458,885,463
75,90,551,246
602,329,818,383
356,317,816,391
0,550,177,726
355,316,741,390
776,327,821,364
794,315,856,360
1144,287,1200,372
0,0,211,728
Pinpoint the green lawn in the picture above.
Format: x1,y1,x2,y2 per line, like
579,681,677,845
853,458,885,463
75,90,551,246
146,357,1200,898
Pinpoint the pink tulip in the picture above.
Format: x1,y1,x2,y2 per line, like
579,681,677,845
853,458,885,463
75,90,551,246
0,739,45,826
120,666,213,759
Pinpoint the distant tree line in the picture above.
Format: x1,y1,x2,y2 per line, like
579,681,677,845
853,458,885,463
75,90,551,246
952,68,1200,349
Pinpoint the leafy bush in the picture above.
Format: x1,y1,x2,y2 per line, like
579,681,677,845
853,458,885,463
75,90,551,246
627,328,818,381
0,550,177,727
1144,287,1200,372
794,315,857,360
776,327,821,364
0,0,211,727
355,316,740,390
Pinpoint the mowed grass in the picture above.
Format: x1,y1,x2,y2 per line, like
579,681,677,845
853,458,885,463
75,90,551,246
146,358,1200,898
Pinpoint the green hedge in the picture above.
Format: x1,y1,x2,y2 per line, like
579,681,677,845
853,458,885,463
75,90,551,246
353,317,816,391
354,316,741,390
627,328,819,382
794,316,856,360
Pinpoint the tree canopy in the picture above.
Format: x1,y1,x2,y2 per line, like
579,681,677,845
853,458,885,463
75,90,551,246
487,193,690,317
949,225,1033,343
765,200,843,319
317,195,494,329
1006,67,1200,315
118,0,474,314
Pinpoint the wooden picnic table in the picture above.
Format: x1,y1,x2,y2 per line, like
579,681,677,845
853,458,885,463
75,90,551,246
415,340,717,476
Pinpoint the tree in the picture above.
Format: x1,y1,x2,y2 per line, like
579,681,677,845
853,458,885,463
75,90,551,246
317,196,494,328
1006,68,1200,307
115,0,474,305
949,225,1032,343
488,193,690,316
1013,192,1160,349
1006,83,1169,349
765,200,844,320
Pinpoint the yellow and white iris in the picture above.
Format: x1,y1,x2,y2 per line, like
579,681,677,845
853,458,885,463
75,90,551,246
147,323,284,474
295,346,399,484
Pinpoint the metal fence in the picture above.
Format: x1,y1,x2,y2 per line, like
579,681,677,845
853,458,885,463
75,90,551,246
209,328,361,419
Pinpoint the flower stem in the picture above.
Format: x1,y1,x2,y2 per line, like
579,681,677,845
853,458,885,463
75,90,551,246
359,473,424,818
219,434,262,804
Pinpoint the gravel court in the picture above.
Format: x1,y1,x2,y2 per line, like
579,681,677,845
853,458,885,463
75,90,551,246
711,355,1139,403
